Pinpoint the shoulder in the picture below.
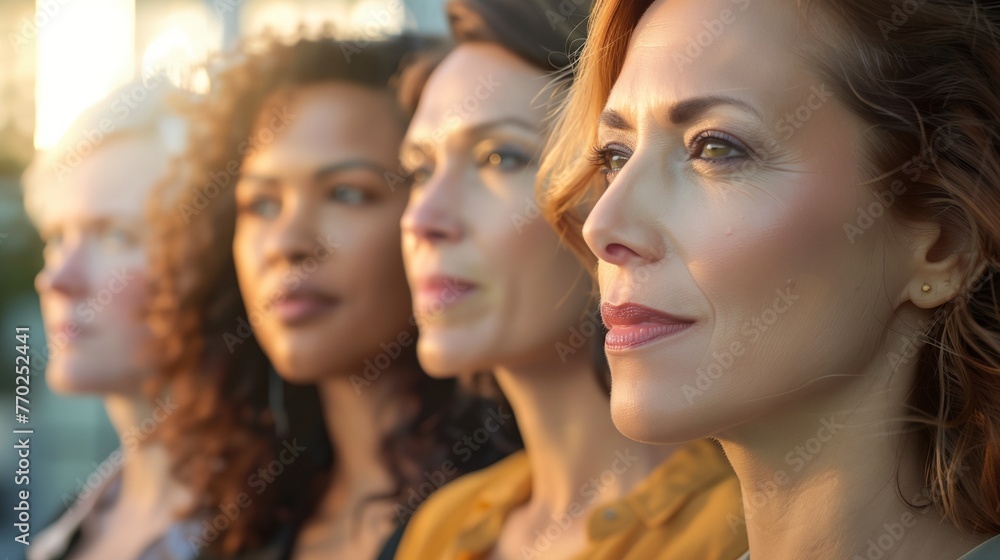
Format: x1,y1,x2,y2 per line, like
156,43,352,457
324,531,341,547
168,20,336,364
395,450,528,559
619,440,747,560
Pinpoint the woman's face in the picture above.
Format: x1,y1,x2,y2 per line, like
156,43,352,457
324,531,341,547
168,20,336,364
33,136,166,394
233,83,414,384
584,0,923,443
400,43,592,376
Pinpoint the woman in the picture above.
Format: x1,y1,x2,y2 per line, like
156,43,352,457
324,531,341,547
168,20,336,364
393,1,747,558
149,34,507,560
543,0,1000,558
24,81,198,559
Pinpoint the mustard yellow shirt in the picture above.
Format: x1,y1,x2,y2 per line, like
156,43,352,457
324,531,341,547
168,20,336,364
395,439,747,560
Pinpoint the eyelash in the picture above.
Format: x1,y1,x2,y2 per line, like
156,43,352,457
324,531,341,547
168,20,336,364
686,131,753,163
590,131,754,185
588,143,631,184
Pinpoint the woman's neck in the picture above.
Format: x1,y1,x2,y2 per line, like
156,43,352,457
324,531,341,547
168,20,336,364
493,342,676,518
317,371,412,504
103,392,190,515
718,364,986,560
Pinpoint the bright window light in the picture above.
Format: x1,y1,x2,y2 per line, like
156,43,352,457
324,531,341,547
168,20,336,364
35,0,135,150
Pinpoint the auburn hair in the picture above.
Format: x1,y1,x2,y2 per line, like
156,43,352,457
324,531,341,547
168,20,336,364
541,0,1000,536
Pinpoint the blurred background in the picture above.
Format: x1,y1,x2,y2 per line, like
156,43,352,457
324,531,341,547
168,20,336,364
0,1,447,557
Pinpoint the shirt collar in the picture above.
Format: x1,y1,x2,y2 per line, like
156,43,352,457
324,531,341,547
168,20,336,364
455,451,532,555
453,439,733,552
588,439,733,540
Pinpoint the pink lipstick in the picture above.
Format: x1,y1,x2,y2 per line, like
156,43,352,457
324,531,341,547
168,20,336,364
413,276,477,311
601,302,694,351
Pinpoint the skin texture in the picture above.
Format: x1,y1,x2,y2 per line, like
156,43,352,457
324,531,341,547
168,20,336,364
584,0,944,444
400,43,676,560
582,0,980,558
401,42,592,376
233,82,415,560
34,136,164,395
234,82,414,385
31,135,193,560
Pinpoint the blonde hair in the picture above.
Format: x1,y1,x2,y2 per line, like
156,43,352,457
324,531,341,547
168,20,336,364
541,0,1000,535
22,80,185,224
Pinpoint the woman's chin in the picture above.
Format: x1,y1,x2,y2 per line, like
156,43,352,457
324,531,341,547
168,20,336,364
45,362,140,396
415,338,481,379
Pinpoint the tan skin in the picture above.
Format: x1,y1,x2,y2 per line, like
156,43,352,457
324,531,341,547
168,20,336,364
31,136,192,560
400,43,676,559
582,0,987,558
233,82,416,560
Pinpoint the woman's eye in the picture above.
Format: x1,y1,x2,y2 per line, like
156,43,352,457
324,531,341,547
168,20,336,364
590,145,631,185
604,152,629,173
408,167,432,186
691,133,749,162
329,185,368,205
481,149,531,172
99,228,137,250
241,198,280,218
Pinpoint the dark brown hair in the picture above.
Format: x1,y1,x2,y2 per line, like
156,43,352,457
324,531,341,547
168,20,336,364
543,0,1000,536
147,33,514,555
398,0,610,395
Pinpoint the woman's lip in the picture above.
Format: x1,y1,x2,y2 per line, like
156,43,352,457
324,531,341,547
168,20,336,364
601,302,695,351
48,321,91,343
274,296,339,325
413,276,478,310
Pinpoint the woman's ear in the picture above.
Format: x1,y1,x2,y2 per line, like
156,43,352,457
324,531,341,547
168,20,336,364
900,219,975,309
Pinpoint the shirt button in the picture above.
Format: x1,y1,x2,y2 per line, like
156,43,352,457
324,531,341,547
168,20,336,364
602,508,617,521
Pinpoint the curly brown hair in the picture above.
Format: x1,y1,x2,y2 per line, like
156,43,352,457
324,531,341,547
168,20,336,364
542,0,1000,537
146,33,519,556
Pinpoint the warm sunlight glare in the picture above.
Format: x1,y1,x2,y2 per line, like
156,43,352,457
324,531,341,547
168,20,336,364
35,0,135,150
